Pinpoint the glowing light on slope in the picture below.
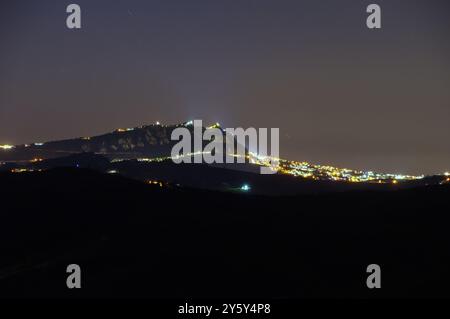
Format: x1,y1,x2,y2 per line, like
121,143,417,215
0,144,14,150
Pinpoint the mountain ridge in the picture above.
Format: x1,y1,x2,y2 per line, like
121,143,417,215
0,121,210,161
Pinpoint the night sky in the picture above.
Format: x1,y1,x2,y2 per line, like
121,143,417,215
1,0,449,175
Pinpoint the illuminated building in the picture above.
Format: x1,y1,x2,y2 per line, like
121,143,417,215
207,122,221,129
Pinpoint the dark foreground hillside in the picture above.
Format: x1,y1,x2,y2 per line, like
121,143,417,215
0,168,449,299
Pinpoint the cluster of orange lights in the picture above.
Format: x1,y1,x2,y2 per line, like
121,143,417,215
147,180,165,187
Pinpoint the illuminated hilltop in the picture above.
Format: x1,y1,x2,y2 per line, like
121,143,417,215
0,121,440,184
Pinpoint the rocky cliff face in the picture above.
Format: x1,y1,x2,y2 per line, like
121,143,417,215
0,122,235,162
0,123,190,161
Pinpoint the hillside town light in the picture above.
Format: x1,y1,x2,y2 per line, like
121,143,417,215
0,144,14,150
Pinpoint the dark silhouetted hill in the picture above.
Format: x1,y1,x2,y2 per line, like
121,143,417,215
0,168,449,298
2,153,446,196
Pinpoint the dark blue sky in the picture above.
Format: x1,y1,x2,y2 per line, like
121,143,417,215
1,0,449,174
